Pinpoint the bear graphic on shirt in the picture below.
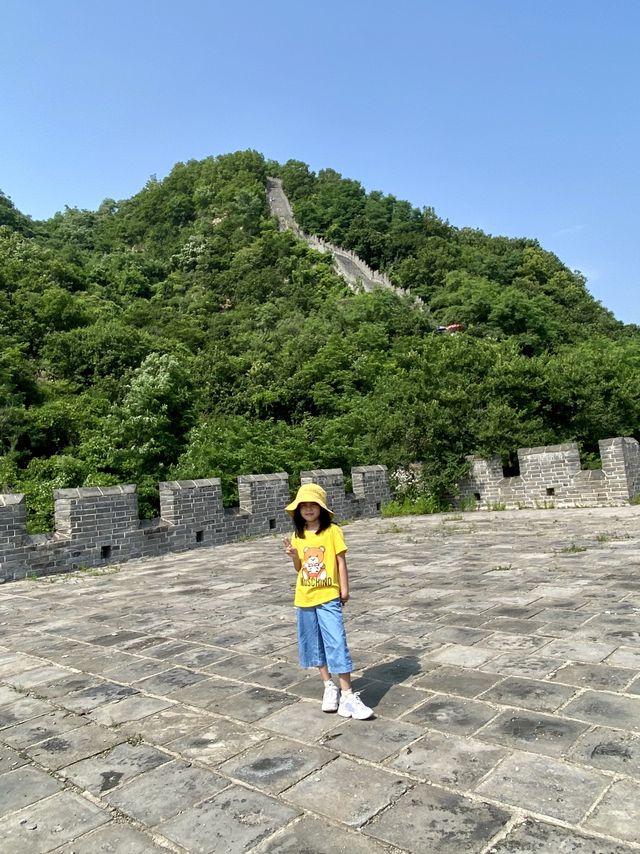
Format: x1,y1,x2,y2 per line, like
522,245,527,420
302,546,326,581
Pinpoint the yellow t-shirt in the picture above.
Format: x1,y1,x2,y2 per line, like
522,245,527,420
292,524,347,608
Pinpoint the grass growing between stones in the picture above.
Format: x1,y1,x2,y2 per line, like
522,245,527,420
26,564,123,584
381,496,441,517
382,522,408,534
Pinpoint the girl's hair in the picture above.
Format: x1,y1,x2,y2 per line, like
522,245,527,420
292,506,333,538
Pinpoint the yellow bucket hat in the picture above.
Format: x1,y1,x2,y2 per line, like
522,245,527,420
285,483,334,518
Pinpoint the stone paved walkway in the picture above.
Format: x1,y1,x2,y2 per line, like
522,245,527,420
1,506,640,853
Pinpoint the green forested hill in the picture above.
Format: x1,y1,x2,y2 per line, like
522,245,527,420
1,151,639,530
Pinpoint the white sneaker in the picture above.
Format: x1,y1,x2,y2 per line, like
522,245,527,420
337,691,373,720
321,681,340,713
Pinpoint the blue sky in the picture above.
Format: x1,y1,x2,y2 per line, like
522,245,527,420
2,0,639,324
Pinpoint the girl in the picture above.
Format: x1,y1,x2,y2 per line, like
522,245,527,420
283,483,373,720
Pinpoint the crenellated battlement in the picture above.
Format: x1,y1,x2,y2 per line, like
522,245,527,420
0,467,391,583
2,440,639,584
458,437,640,509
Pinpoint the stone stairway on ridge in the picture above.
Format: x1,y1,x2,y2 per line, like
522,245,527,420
266,176,422,306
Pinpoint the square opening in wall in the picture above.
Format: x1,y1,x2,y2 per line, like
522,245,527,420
269,518,276,530
376,502,381,512
546,487,555,497
195,530,204,543
100,545,112,560
474,492,481,501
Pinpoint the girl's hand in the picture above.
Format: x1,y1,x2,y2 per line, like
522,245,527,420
282,536,296,557
340,592,350,605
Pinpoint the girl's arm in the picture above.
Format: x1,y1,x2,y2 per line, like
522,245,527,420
337,551,349,604
283,537,301,572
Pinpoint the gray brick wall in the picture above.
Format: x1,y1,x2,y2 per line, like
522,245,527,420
300,466,391,521
3,440,637,585
458,437,640,509
0,466,390,584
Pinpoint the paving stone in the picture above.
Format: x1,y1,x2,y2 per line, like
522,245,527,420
605,628,640,647
349,679,428,718
568,727,640,780
253,813,389,853
375,635,443,657
57,681,138,713
56,648,128,674
104,759,228,825
88,693,173,726
170,645,233,668
426,644,499,668
413,665,503,698
364,783,510,853
285,756,409,826
167,674,245,708
562,690,640,731
0,696,56,730
475,631,548,653
232,633,299,657
480,616,548,635
52,821,167,853
88,630,147,647
542,638,620,663
135,639,197,659
0,765,62,817
0,654,44,678
387,729,507,789
118,704,208,744
402,695,498,734
26,722,125,770
100,657,173,683
359,655,430,684
0,790,109,853
211,685,297,722
552,661,638,690
428,626,492,645
157,785,300,853
475,753,609,822
481,652,564,679
6,664,72,689
318,716,424,763
606,646,640,669
475,710,588,757
244,662,305,690
490,817,637,853
0,685,22,707
131,666,207,693
585,778,640,843
29,673,106,700
219,737,336,794
60,740,170,794
260,698,345,741
103,638,172,658
0,708,88,749
0,744,28,772
534,608,595,628
167,717,268,765
628,674,640,695
204,652,272,678
479,675,576,711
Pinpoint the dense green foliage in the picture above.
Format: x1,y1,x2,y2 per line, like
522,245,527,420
1,151,639,530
